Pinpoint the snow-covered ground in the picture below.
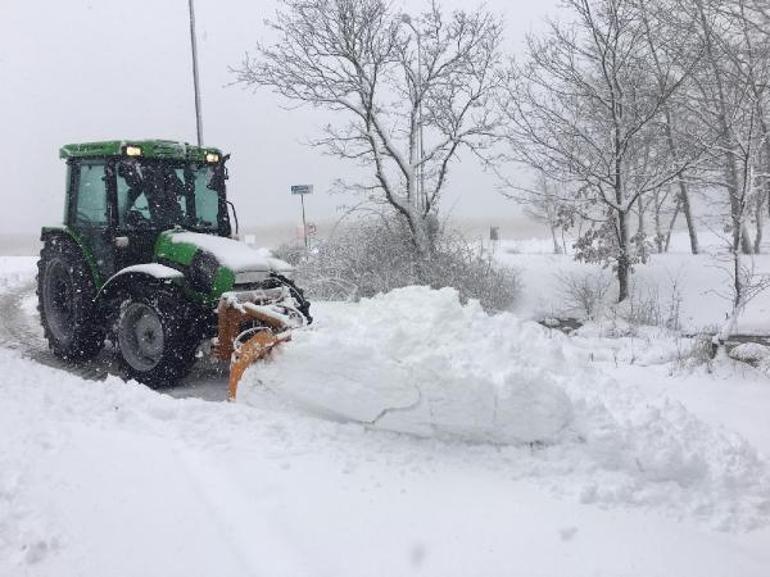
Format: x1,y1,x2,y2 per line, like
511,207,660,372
2,238,770,576
497,231,770,335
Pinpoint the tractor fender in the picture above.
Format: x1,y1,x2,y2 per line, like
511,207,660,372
96,264,184,304
41,226,104,288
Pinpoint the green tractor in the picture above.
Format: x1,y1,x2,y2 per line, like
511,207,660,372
37,140,311,391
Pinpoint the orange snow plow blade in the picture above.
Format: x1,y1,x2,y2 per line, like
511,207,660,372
227,329,288,401
213,290,304,401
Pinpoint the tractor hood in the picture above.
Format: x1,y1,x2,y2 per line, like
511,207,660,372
155,230,293,274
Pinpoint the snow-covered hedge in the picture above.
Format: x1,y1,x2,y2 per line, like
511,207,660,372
275,217,519,312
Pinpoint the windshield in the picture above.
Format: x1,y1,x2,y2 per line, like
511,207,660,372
115,158,224,232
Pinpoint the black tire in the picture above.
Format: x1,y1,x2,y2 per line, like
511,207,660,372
37,236,105,360
115,285,200,387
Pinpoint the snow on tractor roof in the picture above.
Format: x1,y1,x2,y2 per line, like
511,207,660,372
59,139,223,162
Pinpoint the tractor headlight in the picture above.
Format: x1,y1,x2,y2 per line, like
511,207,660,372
188,251,220,294
124,145,143,157
205,152,220,164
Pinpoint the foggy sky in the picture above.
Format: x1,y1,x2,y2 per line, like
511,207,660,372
0,0,557,236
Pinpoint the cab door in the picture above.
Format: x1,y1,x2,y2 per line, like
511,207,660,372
112,158,163,270
68,159,116,282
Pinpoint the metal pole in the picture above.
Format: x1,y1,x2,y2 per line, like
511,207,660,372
188,0,204,146
300,194,309,250
402,16,425,211
416,33,425,212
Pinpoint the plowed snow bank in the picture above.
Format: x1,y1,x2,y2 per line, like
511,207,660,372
241,287,770,529
245,287,574,444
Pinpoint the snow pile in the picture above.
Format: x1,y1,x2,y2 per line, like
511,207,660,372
241,287,770,528
729,342,770,365
561,379,770,529
243,286,575,445
0,257,37,292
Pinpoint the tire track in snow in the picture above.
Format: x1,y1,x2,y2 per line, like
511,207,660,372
0,281,115,380
0,281,229,399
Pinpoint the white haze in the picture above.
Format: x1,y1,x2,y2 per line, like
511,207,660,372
0,0,557,247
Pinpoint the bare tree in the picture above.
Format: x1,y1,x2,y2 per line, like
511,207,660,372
685,0,770,255
728,0,770,253
511,171,569,254
233,0,503,260
500,0,704,301
638,0,701,254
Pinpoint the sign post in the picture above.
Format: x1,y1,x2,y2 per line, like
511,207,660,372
291,184,313,249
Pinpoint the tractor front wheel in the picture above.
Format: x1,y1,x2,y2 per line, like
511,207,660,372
116,286,199,387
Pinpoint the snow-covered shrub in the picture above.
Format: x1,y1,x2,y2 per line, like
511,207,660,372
728,342,770,368
621,287,664,327
270,242,306,267
674,333,716,371
619,278,683,330
288,217,519,312
555,269,613,320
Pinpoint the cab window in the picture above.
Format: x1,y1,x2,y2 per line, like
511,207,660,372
116,160,187,230
74,162,108,226
193,166,219,228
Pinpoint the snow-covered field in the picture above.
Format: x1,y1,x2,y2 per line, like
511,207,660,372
496,233,770,335
2,241,770,577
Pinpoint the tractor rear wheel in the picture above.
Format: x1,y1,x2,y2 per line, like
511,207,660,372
116,285,199,387
37,237,105,360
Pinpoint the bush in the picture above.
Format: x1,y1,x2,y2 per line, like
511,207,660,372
281,216,519,312
270,242,306,267
555,269,613,320
674,333,716,371
617,277,683,331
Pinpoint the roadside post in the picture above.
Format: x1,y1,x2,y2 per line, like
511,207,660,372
291,184,313,249
489,225,500,256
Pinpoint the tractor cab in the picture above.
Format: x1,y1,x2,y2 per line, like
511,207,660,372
60,140,232,280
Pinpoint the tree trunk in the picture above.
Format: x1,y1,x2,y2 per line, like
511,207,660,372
755,192,765,253
617,210,630,302
677,178,698,254
637,196,648,264
741,224,754,255
755,118,770,253
664,197,682,253
654,188,664,253
733,228,743,310
551,225,562,254
406,210,435,262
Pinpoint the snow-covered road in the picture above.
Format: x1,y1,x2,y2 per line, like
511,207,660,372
0,258,229,402
1,256,769,577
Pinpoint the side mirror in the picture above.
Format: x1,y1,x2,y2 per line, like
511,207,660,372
226,200,240,237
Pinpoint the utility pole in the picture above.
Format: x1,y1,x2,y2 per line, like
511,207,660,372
401,14,425,211
417,31,424,211
188,0,204,146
